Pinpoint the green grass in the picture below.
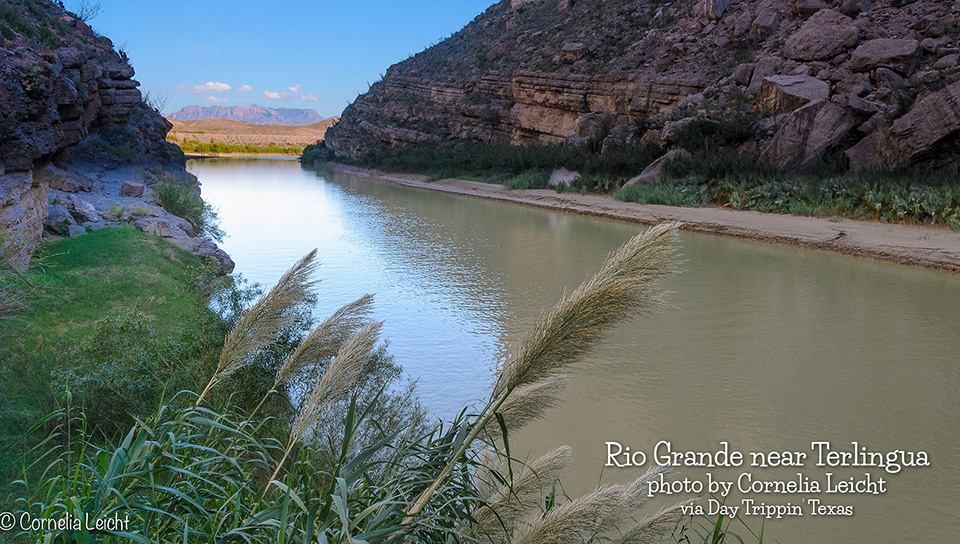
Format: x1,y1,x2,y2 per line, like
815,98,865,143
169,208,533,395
154,175,224,240
0,228,215,478
2,228,202,343
616,181,710,207
500,169,549,189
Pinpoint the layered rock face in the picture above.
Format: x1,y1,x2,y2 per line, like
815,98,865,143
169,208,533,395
326,0,960,175
0,0,224,270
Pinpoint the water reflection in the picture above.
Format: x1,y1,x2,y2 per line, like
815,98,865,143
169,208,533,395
192,158,960,543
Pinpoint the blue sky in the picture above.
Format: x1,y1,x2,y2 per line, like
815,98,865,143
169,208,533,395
87,0,494,117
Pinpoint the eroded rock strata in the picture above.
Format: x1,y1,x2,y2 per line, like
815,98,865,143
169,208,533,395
0,0,231,272
326,0,960,175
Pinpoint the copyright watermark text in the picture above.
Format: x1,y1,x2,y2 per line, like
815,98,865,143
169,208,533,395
0,511,130,532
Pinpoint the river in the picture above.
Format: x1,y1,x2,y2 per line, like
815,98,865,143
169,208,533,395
190,157,960,543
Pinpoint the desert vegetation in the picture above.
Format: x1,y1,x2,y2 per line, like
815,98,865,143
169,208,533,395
307,138,960,229
172,138,304,156
617,151,960,228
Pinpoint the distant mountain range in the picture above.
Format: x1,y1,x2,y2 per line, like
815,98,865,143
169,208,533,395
167,105,325,126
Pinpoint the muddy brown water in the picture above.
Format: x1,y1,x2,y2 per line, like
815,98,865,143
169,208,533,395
192,158,960,543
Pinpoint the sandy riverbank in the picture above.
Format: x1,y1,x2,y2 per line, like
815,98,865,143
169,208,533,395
319,162,960,272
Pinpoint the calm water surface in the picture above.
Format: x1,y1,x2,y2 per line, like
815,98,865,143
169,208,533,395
191,158,960,543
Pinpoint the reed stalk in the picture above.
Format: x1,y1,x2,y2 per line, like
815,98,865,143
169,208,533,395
405,223,680,523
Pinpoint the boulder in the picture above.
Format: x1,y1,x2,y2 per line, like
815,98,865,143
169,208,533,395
783,10,860,61
758,75,831,114
44,204,76,234
733,63,755,86
845,131,890,172
624,149,692,185
135,218,172,237
855,111,891,135
171,238,236,275
166,214,196,237
849,39,922,75
548,168,580,188
751,7,780,40
873,67,904,90
120,180,145,197
661,117,701,144
693,0,729,21
67,225,87,238
934,54,959,70
762,100,856,170
33,165,66,190
840,0,870,17
847,80,960,171
747,56,783,94
561,42,586,62
59,173,94,193
577,111,615,142
793,0,828,18
921,37,944,54
639,129,663,148
834,72,873,96
67,195,98,223
831,93,896,120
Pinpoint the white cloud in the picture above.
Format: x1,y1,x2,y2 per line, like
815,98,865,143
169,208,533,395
175,81,232,94
203,95,233,103
262,90,287,100
300,93,320,102
288,84,302,93
237,84,254,92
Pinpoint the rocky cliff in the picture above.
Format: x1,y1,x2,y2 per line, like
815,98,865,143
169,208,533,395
0,0,230,272
325,0,960,175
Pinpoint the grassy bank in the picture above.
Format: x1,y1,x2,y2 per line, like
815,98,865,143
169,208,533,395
0,228,220,473
303,140,960,229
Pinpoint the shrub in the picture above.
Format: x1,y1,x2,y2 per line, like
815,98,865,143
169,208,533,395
616,181,710,207
52,306,212,436
502,169,549,189
154,176,224,241
300,142,333,164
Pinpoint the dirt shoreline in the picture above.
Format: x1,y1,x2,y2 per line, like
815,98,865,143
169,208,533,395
318,162,960,273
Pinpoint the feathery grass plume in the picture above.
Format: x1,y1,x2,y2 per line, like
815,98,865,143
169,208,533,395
473,448,504,502
197,249,319,404
493,222,680,398
484,374,570,441
268,321,382,486
470,446,573,544
406,223,680,521
273,293,375,387
510,465,670,544
290,320,383,447
614,499,697,544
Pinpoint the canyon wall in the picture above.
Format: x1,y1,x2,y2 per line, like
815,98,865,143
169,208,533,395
0,0,221,269
326,0,960,175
